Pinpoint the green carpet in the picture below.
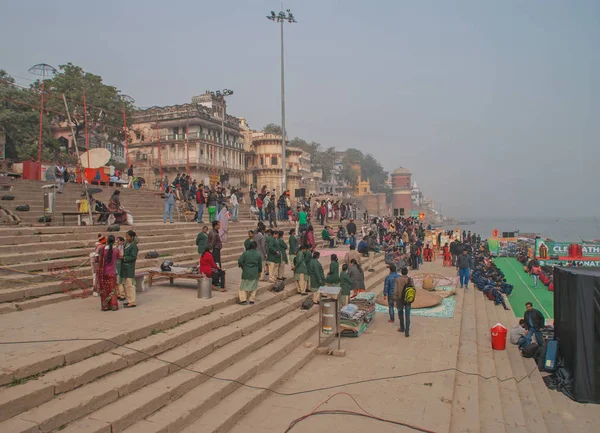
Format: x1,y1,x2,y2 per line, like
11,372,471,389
495,258,554,320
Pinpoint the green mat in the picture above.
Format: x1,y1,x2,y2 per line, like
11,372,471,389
495,258,554,320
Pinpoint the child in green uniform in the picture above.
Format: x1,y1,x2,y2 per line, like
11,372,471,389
293,244,308,294
277,230,288,280
308,251,325,304
237,241,262,305
325,254,340,284
339,263,352,307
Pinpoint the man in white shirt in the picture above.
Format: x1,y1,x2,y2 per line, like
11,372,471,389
230,190,239,222
510,319,528,348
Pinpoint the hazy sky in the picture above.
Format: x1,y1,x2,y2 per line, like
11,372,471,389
1,0,598,218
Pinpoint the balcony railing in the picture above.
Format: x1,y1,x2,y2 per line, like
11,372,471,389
160,133,242,148
156,156,244,171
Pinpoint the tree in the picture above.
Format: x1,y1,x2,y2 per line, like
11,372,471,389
39,63,134,148
0,70,59,160
262,123,282,135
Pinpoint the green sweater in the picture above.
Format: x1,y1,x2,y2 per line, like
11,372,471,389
196,232,208,254
293,251,308,275
244,237,253,251
339,271,352,295
238,249,263,281
120,239,138,279
267,236,281,263
308,258,325,291
322,229,331,240
277,238,288,264
289,235,299,255
325,261,340,284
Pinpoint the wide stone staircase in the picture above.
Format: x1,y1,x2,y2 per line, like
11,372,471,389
449,284,567,433
0,178,392,433
0,180,256,313
0,255,389,433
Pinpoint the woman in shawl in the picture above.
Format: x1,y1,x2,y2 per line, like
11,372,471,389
217,204,229,243
308,251,325,304
98,235,121,311
325,254,340,285
91,235,107,296
108,190,129,224
348,259,365,296
237,241,262,305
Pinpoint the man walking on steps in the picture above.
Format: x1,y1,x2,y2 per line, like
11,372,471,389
382,264,400,323
456,248,472,289
393,267,413,337
524,302,545,347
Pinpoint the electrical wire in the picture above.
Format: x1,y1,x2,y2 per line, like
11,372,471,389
0,336,539,397
284,392,437,433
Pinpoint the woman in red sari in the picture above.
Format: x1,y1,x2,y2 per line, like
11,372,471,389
99,235,121,311
442,243,452,267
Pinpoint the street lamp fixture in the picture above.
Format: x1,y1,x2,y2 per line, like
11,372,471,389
267,9,296,194
208,89,234,175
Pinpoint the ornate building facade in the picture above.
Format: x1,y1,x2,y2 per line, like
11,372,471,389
246,132,302,193
128,92,246,187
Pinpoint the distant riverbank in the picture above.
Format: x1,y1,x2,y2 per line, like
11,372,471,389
447,217,600,242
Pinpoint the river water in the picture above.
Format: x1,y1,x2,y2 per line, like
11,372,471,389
447,217,600,242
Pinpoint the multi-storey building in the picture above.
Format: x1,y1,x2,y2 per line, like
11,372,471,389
128,92,246,187
246,132,302,194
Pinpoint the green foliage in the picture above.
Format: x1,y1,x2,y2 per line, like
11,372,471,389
340,148,389,192
262,123,282,135
40,63,134,145
0,70,57,160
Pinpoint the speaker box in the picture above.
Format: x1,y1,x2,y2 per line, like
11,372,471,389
294,188,306,198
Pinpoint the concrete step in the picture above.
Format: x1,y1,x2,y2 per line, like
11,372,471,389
0,287,310,430
493,298,549,433
118,323,318,433
60,310,318,433
483,295,528,433
449,287,480,433
474,288,508,433
179,332,316,433
0,233,249,265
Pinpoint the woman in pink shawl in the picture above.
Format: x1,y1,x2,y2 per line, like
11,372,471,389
218,205,229,243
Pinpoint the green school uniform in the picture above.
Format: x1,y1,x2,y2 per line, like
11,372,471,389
120,239,138,279
308,258,325,292
325,261,340,284
238,249,263,292
278,238,288,264
196,232,208,254
267,236,281,264
244,237,253,251
339,270,352,296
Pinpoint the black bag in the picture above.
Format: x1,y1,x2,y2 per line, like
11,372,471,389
107,224,120,232
38,215,52,223
522,342,539,358
16,205,30,211
145,251,159,259
1,195,15,200
272,280,285,293
301,297,314,310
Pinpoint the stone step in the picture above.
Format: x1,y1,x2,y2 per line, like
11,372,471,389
474,288,508,433
494,300,549,433
178,332,316,433
483,296,528,433
0,223,254,246
0,233,249,265
449,287,480,433
119,323,318,433
0,287,310,430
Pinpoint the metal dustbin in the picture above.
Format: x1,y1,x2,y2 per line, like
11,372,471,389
198,277,212,299
321,300,337,336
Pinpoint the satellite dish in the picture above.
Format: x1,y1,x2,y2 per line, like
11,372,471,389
80,148,111,168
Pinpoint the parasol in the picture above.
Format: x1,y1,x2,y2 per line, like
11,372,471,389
80,148,111,169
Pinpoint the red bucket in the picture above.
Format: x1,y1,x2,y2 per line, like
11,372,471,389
491,323,507,350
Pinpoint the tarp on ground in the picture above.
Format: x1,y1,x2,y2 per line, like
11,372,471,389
553,267,600,403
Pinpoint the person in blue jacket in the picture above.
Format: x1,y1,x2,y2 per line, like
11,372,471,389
382,264,400,323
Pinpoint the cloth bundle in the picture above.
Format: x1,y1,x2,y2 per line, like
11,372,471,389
340,292,376,337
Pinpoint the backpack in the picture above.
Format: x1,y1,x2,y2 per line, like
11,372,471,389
403,278,416,304
301,297,314,310
521,342,539,358
1,195,15,200
16,205,30,212
107,224,120,232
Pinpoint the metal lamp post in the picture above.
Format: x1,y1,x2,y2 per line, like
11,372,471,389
267,9,296,194
210,89,233,175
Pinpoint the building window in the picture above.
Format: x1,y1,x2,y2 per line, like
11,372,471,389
399,208,405,216
135,131,141,140
173,127,179,136
260,157,264,166
271,156,278,165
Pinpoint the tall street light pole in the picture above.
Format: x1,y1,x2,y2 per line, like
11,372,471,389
210,89,233,175
267,9,296,194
